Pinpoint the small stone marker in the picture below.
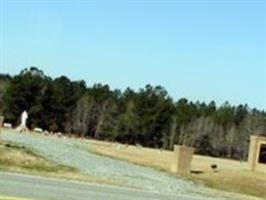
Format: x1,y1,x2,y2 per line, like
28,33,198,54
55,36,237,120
34,127,43,133
3,123,12,128
56,132,62,137
44,130,49,135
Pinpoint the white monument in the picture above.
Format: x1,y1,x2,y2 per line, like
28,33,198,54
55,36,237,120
21,110,28,127
16,110,28,132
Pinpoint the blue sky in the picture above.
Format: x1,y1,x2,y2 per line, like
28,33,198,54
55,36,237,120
0,0,265,109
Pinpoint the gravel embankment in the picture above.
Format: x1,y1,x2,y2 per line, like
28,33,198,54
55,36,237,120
0,130,227,199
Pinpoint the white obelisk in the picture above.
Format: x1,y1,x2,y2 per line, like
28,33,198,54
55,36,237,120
21,110,28,127
16,110,28,132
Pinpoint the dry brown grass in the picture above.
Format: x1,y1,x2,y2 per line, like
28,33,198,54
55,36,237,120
84,139,173,171
1,134,265,199
85,139,249,172
0,141,64,172
0,195,33,200
84,139,266,199
190,170,266,198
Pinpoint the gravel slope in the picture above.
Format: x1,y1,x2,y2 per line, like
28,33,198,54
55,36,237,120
0,130,228,199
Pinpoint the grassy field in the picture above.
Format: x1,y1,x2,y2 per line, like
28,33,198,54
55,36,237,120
84,139,266,199
190,170,266,198
1,131,265,199
0,139,117,186
0,140,72,173
0,195,32,200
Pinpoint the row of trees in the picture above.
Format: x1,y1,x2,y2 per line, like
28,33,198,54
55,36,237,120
0,67,266,160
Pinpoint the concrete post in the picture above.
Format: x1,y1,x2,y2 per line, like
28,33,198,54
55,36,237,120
171,145,194,175
248,135,261,171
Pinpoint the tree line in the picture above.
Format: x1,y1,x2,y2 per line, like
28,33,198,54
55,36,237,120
0,67,265,160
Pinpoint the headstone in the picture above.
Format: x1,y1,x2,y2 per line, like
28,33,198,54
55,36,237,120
44,130,49,135
56,132,62,137
3,123,12,128
34,127,43,133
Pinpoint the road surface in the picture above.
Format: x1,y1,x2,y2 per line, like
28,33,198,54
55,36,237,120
0,172,210,200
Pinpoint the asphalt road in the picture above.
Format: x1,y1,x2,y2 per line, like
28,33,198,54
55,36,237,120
0,172,210,200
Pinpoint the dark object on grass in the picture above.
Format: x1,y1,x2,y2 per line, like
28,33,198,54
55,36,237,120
191,170,204,174
211,164,218,172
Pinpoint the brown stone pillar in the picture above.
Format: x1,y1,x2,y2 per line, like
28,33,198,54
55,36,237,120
171,145,194,175
248,135,260,171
